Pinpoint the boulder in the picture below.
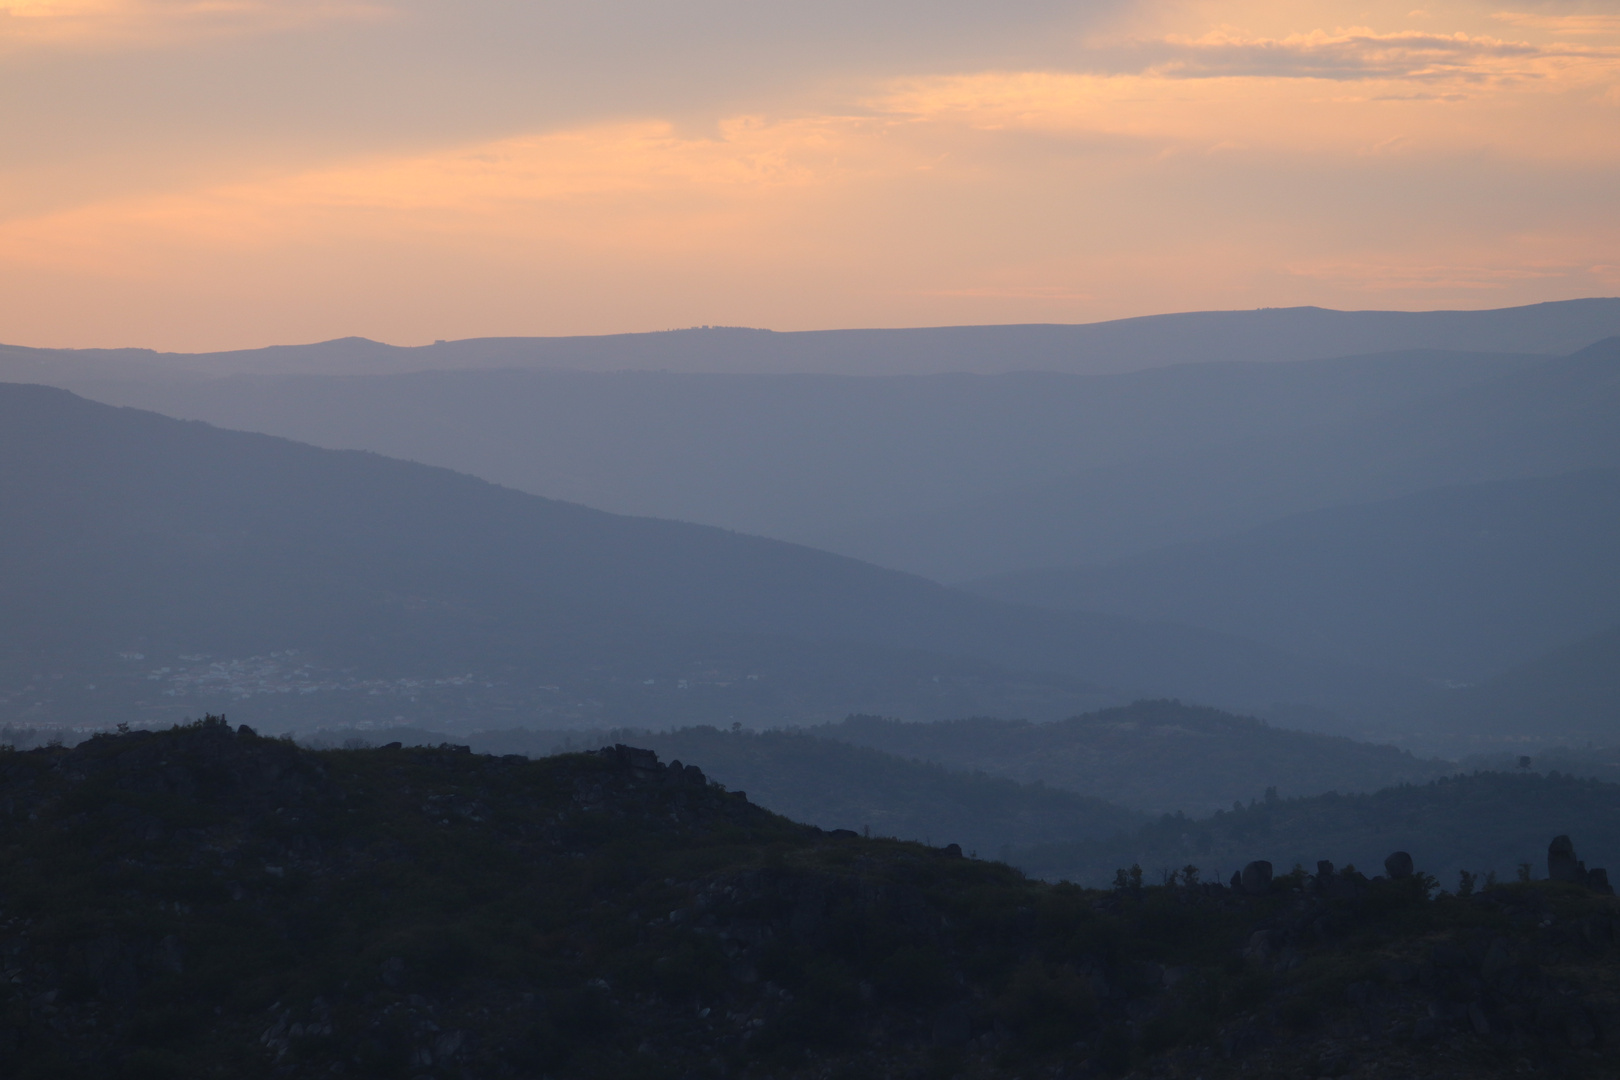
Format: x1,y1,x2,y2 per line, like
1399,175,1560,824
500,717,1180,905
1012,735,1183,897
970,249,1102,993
1548,835,1583,883
1240,860,1273,895
1384,851,1414,879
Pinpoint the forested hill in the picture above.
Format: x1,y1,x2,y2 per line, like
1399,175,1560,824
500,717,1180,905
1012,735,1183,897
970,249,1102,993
1019,770,1620,893
497,725,1146,859
3,718,1619,1079
815,702,1452,814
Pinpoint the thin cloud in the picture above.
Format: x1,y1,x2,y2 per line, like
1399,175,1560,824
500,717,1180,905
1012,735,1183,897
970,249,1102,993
0,0,390,51
1140,27,1617,82
1492,11,1620,36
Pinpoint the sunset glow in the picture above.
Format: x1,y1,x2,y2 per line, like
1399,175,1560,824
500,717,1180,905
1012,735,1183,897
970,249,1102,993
2,0,1616,349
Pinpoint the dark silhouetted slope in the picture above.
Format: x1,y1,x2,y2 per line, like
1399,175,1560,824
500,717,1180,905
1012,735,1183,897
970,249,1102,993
1021,770,1620,891
4,720,1620,1078
311,724,1147,858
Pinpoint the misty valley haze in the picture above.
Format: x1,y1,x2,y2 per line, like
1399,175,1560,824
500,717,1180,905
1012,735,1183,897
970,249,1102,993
5,300,1620,1079
8,0,1620,1070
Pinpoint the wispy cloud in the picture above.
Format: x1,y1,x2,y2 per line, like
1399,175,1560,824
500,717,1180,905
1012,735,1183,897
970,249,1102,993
1131,26,1617,82
1,0,1617,347
1492,11,1620,36
0,0,388,51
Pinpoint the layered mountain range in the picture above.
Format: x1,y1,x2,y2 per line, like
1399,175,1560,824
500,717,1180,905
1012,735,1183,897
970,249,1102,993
4,300,1618,748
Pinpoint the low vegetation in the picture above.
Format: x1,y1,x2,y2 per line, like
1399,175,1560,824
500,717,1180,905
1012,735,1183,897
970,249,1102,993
2,719,1618,1078
1016,770,1620,890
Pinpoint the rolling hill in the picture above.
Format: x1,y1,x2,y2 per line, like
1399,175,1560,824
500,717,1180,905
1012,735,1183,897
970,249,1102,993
7,721,1618,1079
835,336,1620,579
812,701,1453,815
304,723,1148,860
17,350,1540,549
1018,770,1620,891
0,384,1420,732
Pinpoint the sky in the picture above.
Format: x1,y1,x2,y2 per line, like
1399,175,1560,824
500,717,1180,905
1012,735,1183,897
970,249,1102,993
1,0,1617,351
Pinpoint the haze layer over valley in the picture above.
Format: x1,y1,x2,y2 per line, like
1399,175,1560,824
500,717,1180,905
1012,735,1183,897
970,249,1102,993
5,300,1620,861
9,0,1620,1070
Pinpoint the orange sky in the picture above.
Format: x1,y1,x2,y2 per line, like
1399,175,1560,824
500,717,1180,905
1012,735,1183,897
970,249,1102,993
1,0,1617,350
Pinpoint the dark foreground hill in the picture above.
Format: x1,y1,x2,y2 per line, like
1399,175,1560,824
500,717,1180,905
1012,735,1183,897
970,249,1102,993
300,719,1620,891
0,383,1422,732
817,702,1453,814
4,719,1620,1080
308,723,1148,861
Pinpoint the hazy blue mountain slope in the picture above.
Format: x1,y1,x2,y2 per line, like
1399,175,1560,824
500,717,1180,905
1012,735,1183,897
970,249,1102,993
0,385,1419,731
964,471,1620,682
302,720,1620,890
1431,626,1620,743
41,351,1539,545
837,337,1620,578
4,298,1614,376
546,726,1147,856
814,701,1452,815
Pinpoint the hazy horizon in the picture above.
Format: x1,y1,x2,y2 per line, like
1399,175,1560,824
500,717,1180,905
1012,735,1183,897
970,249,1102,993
4,0,1618,351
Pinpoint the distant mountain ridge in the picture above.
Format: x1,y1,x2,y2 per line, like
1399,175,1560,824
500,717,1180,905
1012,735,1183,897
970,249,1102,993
5,298,1617,377
27,348,1543,549
835,335,1620,578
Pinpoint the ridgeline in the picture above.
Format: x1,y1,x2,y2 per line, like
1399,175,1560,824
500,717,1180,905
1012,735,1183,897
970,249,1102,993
1,719,1618,1079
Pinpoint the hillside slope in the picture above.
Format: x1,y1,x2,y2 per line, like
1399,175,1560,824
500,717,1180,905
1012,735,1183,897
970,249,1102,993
312,724,1148,860
965,470,1620,682
23,351,1538,549
816,701,1453,815
1431,626,1620,744
0,385,1417,731
3,719,1619,1079
1021,771,1620,890
837,337,1620,578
